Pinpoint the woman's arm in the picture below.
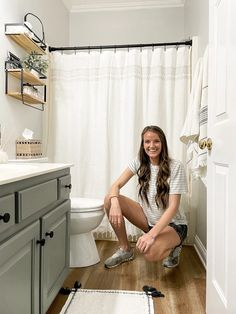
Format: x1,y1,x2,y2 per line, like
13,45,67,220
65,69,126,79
108,168,134,198
108,168,134,226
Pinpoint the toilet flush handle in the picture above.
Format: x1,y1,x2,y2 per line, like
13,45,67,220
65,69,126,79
65,183,72,189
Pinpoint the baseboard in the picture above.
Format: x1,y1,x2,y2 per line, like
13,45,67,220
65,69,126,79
193,235,206,269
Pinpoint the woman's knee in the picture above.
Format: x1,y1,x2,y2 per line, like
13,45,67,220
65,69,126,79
143,247,166,262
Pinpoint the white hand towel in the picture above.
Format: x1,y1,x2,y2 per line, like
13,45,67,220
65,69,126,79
180,58,203,144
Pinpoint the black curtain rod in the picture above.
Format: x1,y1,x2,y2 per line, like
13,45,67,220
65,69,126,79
48,40,192,52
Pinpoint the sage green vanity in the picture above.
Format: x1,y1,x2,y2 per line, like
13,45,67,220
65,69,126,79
0,163,72,314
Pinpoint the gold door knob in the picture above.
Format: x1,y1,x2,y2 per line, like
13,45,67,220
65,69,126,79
199,139,207,150
206,138,213,151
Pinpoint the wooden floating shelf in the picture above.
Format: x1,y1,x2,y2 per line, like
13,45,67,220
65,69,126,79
7,92,46,105
7,69,46,86
5,33,46,55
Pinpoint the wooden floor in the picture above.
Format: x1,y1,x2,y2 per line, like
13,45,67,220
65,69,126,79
47,241,206,314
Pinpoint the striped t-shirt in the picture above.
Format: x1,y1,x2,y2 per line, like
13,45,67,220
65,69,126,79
128,157,188,226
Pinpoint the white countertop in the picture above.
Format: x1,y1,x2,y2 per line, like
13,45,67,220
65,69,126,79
0,163,73,185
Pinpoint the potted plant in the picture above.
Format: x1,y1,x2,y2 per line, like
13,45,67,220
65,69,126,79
23,51,48,78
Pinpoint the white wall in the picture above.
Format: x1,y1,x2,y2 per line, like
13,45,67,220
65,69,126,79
185,0,209,56
0,0,69,159
184,0,209,263
69,7,185,46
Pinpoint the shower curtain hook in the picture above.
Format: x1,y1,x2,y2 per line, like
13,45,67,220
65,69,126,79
100,46,102,54
88,46,91,54
114,45,117,53
140,45,142,52
128,45,130,52
152,44,154,52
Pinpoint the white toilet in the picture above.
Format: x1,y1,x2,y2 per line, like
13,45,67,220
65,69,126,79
70,197,105,267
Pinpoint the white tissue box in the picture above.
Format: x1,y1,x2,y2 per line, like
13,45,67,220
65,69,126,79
16,139,42,159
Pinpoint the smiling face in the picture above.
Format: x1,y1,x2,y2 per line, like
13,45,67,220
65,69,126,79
143,131,162,165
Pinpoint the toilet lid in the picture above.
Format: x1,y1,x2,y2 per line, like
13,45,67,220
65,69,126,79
71,197,104,212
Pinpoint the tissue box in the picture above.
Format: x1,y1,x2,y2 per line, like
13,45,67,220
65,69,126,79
16,139,42,159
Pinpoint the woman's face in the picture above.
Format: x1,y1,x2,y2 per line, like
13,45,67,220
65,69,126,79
143,131,162,165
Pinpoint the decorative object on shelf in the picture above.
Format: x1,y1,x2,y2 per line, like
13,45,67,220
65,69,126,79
6,52,22,70
5,23,33,38
23,84,42,99
24,12,46,50
23,51,48,78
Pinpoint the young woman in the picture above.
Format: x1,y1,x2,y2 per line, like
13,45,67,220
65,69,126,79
104,125,188,269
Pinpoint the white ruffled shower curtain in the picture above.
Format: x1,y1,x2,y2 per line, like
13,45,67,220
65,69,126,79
49,46,191,241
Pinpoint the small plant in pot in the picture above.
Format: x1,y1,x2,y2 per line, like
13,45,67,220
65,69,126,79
23,51,48,78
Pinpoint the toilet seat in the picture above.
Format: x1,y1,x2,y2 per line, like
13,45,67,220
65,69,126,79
71,197,104,212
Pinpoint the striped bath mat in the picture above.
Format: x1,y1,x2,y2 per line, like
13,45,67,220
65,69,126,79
60,289,154,314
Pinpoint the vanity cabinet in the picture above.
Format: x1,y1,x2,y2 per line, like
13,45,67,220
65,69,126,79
0,168,71,314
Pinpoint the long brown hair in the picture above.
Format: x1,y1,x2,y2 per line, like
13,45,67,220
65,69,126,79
137,125,170,209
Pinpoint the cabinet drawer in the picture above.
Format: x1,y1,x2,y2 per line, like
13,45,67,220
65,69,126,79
0,194,15,233
17,179,58,221
58,175,71,201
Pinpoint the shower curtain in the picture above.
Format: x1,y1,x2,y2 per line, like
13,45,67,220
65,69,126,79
49,46,191,241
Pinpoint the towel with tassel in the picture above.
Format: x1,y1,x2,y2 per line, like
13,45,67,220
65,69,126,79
197,47,208,169
180,46,208,179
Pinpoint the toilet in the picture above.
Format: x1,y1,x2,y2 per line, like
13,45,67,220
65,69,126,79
70,197,105,267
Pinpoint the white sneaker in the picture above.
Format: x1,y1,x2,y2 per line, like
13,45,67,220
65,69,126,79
104,248,134,269
162,246,182,268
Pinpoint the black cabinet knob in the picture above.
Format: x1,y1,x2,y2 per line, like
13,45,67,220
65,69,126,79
36,239,46,246
0,213,10,223
45,231,54,238
65,184,72,189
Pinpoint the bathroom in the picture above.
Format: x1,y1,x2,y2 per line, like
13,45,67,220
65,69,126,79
0,0,235,313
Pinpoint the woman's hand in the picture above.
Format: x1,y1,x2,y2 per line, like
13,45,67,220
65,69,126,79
136,233,155,253
109,197,123,227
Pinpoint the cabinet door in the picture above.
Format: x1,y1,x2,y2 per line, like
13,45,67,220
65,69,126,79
0,221,40,314
41,200,70,314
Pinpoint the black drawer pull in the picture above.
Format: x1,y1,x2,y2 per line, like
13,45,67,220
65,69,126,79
37,239,46,246
65,184,72,189
0,213,10,223
45,231,54,238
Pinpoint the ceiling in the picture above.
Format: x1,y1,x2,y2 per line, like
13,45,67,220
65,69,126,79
61,0,185,12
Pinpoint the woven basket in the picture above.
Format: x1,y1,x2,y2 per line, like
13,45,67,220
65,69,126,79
16,139,42,159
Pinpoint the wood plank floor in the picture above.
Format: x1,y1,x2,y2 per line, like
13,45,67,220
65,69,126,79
47,241,206,314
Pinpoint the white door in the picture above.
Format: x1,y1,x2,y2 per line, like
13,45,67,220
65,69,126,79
207,0,236,313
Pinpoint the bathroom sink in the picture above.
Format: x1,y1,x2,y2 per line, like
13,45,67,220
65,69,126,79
0,163,38,172
0,162,73,185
